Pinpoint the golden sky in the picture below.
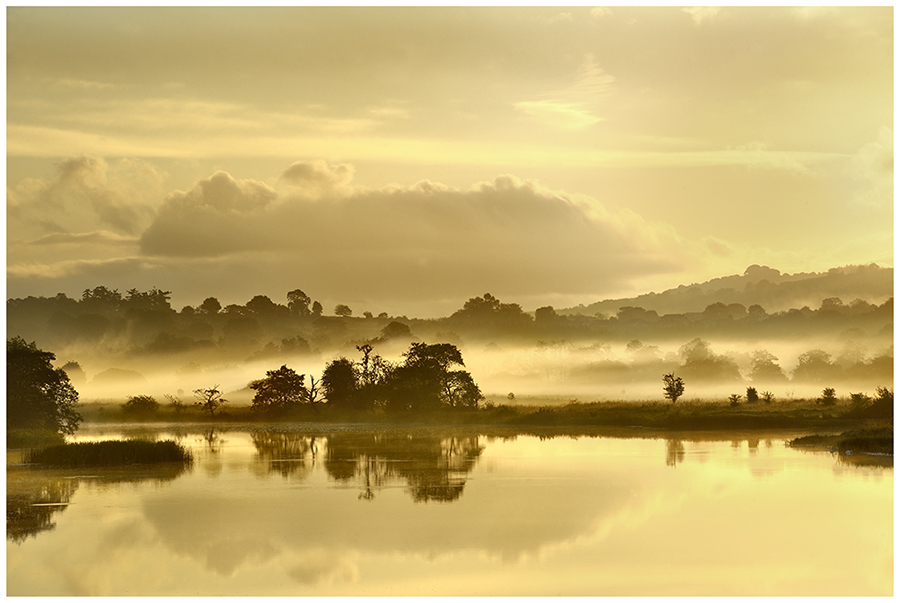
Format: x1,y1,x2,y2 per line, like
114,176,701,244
6,6,893,316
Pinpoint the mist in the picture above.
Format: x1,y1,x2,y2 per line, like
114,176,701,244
8,264,892,410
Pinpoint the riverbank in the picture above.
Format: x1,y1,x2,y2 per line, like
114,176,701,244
788,426,894,455
76,397,889,430
11,398,892,450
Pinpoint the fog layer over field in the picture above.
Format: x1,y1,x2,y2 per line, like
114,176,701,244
9,265,891,408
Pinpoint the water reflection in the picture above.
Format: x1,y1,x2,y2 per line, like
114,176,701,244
322,433,484,502
7,475,77,543
251,431,316,479
246,429,485,501
7,464,190,544
7,427,892,596
665,439,685,467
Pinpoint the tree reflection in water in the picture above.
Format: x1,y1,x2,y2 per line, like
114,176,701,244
665,439,685,467
250,431,317,480
7,476,77,544
324,433,484,502
7,464,190,543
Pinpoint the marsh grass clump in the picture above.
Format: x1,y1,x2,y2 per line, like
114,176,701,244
27,440,193,467
834,426,893,455
789,425,893,456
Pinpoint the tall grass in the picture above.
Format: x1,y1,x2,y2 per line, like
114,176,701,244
788,426,893,455
26,440,193,467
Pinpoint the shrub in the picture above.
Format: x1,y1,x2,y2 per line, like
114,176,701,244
849,392,872,410
121,395,160,416
746,387,759,404
818,388,838,406
761,391,775,404
728,394,742,407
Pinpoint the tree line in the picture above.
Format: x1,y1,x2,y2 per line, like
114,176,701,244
7,286,892,365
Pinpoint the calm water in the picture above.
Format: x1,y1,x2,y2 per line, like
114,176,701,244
7,423,893,596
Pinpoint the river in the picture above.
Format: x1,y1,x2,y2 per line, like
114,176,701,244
6,423,893,595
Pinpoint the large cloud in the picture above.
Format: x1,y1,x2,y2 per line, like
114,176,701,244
8,156,164,238
137,165,687,309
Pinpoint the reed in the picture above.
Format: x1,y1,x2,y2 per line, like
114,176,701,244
27,440,193,467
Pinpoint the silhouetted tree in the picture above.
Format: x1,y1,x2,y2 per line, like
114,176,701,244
194,386,226,416
450,293,532,334
60,361,86,385
80,286,122,312
7,337,82,436
746,387,759,404
678,338,741,382
311,301,323,316
380,321,412,340
124,287,172,312
750,350,788,383
121,395,160,416
443,370,484,409
534,306,558,325
849,392,871,410
384,343,477,412
321,357,359,408
198,297,221,315
793,349,839,383
250,365,309,411
334,304,352,317
662,373,685,406
164,393,187,413
817,387,838,406
286,289,311,316
246,295,283,317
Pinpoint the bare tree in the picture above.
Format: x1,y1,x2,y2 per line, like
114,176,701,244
194,386,226,417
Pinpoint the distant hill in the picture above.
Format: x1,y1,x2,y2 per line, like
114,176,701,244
561,264,893,317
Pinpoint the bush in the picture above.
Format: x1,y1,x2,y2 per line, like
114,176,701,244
761,391,775,404
728,394,742,407
818,387,838,406
849,392,871,410
121,395,160,416
746,387,759,404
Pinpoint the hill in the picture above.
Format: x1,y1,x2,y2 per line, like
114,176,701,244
560,264,893,317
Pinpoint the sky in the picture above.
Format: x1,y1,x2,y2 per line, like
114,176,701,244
6,6,894,318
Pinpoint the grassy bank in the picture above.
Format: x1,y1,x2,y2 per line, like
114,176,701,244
74,397,890,433
788,425,893,455
25,440,193,467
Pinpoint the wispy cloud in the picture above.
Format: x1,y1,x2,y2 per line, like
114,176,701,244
515,54,615,131
682,7,721,26
25,230,139,246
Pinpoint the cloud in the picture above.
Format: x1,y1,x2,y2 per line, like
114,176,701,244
8,156,164,237
731,141,813,175
7,256,158,280
515,54,614,130
278,160,355,197
514,101,603,130
140,171,277,257
846,126,892,208
132,166,688,312
682,7,721,26
25,230,139,246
